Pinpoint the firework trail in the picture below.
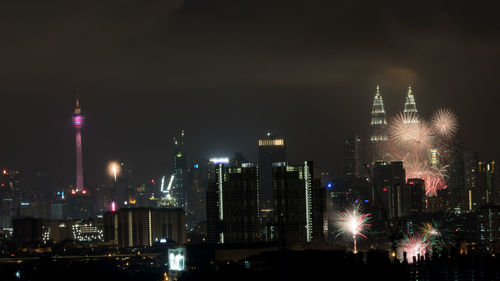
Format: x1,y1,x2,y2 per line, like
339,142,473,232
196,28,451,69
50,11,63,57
336,205,371,253
431,108,458,138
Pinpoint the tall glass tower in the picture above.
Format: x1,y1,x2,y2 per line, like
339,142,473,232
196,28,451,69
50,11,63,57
370,85,388,162
72,98,85,192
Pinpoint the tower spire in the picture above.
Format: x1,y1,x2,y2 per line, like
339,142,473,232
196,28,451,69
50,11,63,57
72,96,85,192
403,85,418,114
370,85,388,163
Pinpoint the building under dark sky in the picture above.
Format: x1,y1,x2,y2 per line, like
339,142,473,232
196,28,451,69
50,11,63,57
0,0,499,186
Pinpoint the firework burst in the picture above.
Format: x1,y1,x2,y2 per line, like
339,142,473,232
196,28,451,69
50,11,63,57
336,205,371,253
389,112,433,147
397,233,430,263
431,108,458,138
421,212,457,253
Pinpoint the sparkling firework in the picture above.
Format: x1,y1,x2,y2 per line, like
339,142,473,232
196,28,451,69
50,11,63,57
431,108,458,138
336,205,371,253
421,212,457,253
389,112,433,147
403,161,448,196
383,109,458,196
397,233,430,263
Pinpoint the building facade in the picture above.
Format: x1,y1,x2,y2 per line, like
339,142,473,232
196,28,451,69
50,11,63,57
104,207,186,247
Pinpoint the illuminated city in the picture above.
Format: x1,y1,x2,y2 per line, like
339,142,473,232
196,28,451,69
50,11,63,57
1,1,500,281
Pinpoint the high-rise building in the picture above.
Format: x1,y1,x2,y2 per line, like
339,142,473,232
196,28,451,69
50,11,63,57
273,161,325,245
476,204,500,251
0,168,22,228
477,160,496,205
173,130,187,210
343,133,362,184
464,151,479,211
206,160,260,244
258,133,286,220
72,98,85,192
370,86,388,163
104,207,186,247
186,162,207,231
403,86,418,115
372,161,408,220
407,178,426,216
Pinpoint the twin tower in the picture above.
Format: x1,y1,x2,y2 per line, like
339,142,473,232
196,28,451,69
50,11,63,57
370,85,418,162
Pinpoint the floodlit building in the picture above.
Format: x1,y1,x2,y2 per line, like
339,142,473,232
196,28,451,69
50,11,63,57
370,86,388,163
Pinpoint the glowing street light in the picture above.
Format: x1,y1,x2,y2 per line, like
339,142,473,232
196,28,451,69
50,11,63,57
108,161,121,182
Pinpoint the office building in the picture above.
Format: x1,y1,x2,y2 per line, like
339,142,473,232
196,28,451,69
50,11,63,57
372,161,408,220
207,160,260,244
273,161,326,244
343,133,362,184
407,178,425,215
476,204,500,251
104,207,186,247
173,130,187,209
258,133,286,219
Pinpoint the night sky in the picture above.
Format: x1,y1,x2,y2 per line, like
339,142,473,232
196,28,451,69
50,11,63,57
1,0,499,186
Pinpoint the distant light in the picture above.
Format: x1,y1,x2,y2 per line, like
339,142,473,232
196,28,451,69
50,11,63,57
1,184,4,187
111,201,116,212
210,157,229,164
61,191,65,199
151,179,156,184
193,164,199,168
21,202,30,206
124,201,128,205
57,192,61,195
82,190,87,194
364,200,369,203
15,270,21,279
382,188,388,192
160,238,167,243
355,200,359,203
2,169,6,175
327,182,332,188
71,190,76,195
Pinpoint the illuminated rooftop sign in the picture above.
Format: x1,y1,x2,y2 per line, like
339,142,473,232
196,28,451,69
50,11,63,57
210,157,229,164
258,139,284,146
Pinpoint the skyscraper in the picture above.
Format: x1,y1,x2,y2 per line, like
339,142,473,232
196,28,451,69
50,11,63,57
477,160,496,205
403,86,418,115
173,130,187,210
464,151,479,211
273,161,325,245
258,133,286,219
343,133,361,184
373,161,408,220
72,98,85,192
206,159,260,244
370,85,388,163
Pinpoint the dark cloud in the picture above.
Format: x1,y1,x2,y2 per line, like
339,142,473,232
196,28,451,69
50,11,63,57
0,0,499,185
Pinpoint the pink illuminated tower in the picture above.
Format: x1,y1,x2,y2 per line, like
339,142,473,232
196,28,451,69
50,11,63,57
72,98,85,192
